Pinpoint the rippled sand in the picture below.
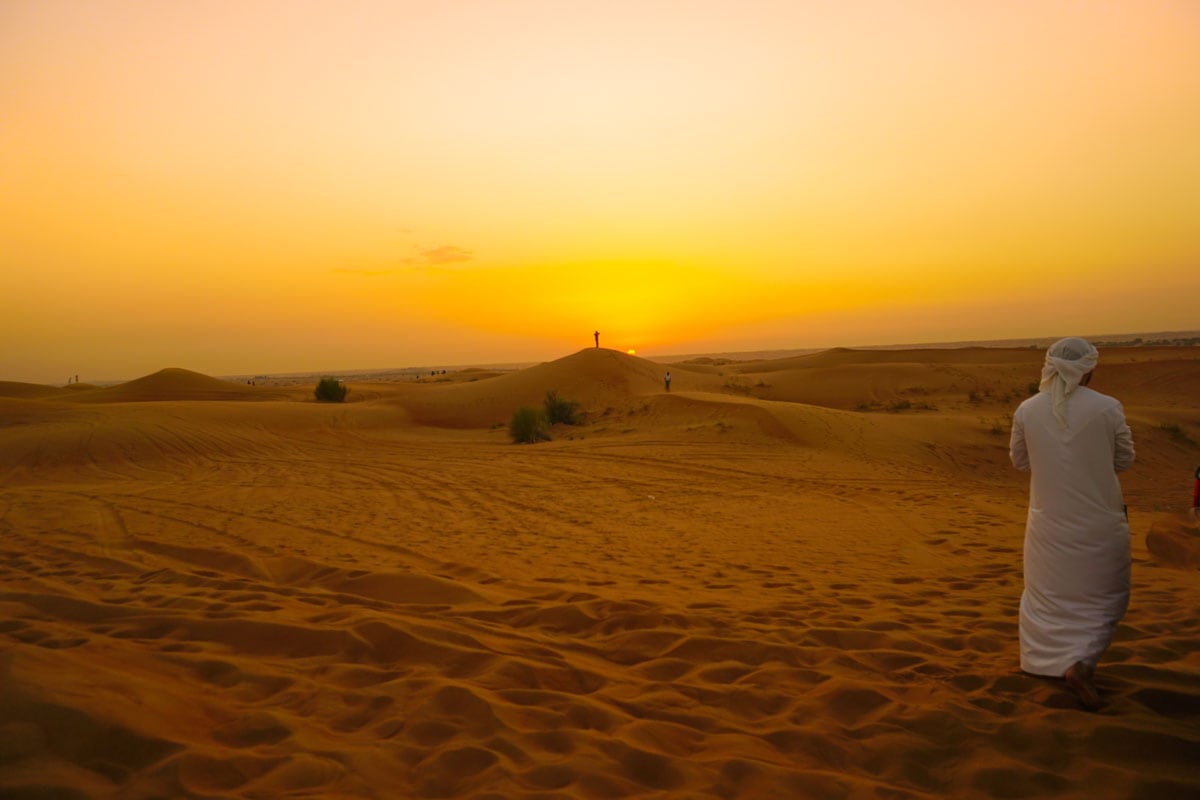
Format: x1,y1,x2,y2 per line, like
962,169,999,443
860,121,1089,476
2,346,1198,798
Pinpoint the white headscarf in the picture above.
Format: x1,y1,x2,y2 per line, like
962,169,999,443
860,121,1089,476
1040,337,1098,427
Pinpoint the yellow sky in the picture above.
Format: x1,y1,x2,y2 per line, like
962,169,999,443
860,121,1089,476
2,0,1198,383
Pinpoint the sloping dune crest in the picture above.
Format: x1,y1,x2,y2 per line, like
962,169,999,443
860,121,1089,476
0,381,79,399
1,346,1198,799
69,367,266,403
389,348,683,428
738,345,1042,371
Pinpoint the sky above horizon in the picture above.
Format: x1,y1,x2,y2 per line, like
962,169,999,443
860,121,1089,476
3,1,1198,384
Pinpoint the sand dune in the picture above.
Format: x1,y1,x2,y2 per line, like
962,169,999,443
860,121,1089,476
0,381,70,400
63,367,282,403
390,349,673,428
2,347,1198,798
1146,513,1200,570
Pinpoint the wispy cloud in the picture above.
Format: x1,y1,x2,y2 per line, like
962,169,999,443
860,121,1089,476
419,245,473,266
334,243,474,278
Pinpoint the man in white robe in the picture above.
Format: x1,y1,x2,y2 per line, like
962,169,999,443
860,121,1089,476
1009,337,1135,710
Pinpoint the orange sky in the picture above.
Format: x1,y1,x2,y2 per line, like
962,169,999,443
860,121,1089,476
2,1,1198,384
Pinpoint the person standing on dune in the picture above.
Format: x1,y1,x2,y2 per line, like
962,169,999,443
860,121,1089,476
1009,337,1135,710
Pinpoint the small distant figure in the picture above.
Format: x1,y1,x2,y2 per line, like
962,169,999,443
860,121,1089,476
594,330,600,348
664,371,671,392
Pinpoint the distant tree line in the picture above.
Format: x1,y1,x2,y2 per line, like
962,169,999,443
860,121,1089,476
1096,336,1200,348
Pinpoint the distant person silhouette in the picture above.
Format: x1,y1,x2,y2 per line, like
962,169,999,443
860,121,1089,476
665,371,671,392
594,330,600,348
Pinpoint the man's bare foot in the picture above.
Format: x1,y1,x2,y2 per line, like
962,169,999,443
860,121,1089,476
1064,661,1102,711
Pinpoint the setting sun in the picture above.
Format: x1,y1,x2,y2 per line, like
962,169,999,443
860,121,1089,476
627,349,636,356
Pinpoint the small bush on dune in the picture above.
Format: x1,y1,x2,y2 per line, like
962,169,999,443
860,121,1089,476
315,377,348,402
509,389,582,442
510,406,550,443
544,389,581,425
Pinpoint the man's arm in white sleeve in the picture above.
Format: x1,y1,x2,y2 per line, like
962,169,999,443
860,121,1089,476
1010,407,1030,472
1113,403,1134,472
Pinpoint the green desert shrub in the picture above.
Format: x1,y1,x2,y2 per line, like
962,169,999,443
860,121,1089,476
543,389,581,425
510,406,550,443
314,377,348,402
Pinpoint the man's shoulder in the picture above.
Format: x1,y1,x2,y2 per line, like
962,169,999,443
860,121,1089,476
1076,387,1127,421
1015,393,1046,414
1077,386,1121,407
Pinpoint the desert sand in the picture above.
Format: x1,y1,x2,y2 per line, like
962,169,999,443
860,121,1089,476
1,346,1198,799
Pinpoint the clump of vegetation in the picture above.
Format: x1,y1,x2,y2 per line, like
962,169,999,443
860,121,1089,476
1027,382,1040,396
509,389,585,443
314,377,348,402
510,406,550,444
982,414,1012,435
544,389,582,425
857,398,937,413
1159,422,1197,448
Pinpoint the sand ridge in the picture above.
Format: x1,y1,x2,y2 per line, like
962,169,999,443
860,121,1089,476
1,347,1198,798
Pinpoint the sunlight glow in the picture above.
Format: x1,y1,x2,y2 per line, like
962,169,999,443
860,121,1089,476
1,1,1197,383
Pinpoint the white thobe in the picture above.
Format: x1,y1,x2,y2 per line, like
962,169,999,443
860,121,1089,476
1010,386,1135,676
